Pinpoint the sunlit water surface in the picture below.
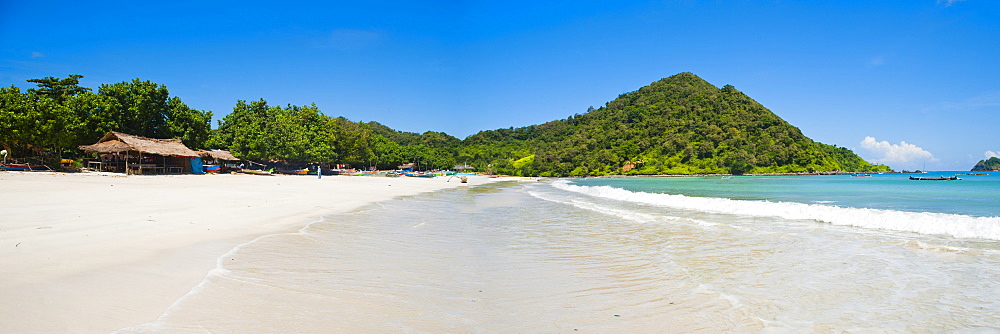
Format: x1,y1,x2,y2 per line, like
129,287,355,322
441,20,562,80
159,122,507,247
120,175,1000,333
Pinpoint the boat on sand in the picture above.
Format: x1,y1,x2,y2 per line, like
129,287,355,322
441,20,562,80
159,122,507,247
2,163,49,171
239,168,274,176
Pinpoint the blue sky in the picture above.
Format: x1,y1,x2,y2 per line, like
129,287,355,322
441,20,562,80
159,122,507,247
1,0,997,171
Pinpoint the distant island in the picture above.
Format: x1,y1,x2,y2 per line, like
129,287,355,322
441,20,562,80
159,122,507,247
1,72,891,176
972,157,1000,171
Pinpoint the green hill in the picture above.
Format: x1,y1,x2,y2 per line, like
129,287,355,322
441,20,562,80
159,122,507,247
972,157,1000,171
3,73,885,175
460,72,889,176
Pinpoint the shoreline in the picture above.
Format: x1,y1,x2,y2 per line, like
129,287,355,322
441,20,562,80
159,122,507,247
0,171,506,333
578,171,921,178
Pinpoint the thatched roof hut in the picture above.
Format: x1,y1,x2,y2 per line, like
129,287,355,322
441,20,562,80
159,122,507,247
78,132,200,174
79,132,199,157
198,149,240,161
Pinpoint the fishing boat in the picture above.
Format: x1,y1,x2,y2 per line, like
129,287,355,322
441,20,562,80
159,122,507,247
306,169,337,176
343,170,377,176
851,174,872,177
403,171,435,178
909,176,961,181
203,164,221,173
240,168,274,176
1,163,48,171
276,168,309,175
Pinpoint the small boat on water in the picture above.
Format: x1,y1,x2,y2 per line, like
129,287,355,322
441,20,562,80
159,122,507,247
851,174,872,177
909,176,961,181
1,163,48,171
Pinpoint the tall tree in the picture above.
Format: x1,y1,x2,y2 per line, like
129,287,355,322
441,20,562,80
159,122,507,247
0,86,80,157
26,74,91,103
98,79,171,138
165,97,212,148
97,78,211,147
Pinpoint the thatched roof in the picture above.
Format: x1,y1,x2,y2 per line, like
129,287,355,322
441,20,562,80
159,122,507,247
78,131,199,157
198,149,240,161
79,139,132,153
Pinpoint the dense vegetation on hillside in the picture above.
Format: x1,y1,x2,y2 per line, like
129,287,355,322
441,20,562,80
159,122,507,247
972,157,1000,171
461,73,889,176
2,73,888,175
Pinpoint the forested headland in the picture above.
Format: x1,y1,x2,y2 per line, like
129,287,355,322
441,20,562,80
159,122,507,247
972,157,1000,171
1,72,890,175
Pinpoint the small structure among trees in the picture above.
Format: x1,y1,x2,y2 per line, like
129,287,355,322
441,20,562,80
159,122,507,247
78,131,200,174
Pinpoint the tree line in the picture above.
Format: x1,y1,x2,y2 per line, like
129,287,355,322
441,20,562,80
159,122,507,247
1,73,890,175
0,74,459,170
0,75,210,161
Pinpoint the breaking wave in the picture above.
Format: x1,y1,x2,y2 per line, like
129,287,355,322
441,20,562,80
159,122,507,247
552,180,1000,241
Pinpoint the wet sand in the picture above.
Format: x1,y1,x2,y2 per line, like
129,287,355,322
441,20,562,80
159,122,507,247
0,171,497,333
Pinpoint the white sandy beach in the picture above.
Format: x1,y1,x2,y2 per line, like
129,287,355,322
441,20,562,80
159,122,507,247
0,171,497,333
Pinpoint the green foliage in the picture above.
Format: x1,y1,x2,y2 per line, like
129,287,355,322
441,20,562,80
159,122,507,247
366,121,461,170
0,85,80,156
209,100,392,167
0,75,212,159
972,157,1000,171
26,74,91,103
98,79,212,146
461,72,887,176
2,72,884,175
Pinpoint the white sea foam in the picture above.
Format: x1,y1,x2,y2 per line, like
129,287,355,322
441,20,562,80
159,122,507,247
552,180,1000,241
527,190,717,227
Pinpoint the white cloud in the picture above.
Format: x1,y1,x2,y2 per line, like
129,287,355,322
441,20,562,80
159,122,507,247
986,151,1000,159
937,0,966,6
938,91,1000,111
860,136,937,167
30,51,45,58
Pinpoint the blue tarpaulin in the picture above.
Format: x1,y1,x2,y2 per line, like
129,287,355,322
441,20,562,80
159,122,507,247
190,157,204,174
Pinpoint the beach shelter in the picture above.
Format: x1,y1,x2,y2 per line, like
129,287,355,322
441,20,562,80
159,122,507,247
397,162,416,172
197,149,239,162
197,149,241,173
78,131,199,174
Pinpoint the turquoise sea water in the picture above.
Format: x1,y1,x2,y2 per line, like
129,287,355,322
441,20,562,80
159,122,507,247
121,174,1000,333
567,172,1000,240
573,172,1000,218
